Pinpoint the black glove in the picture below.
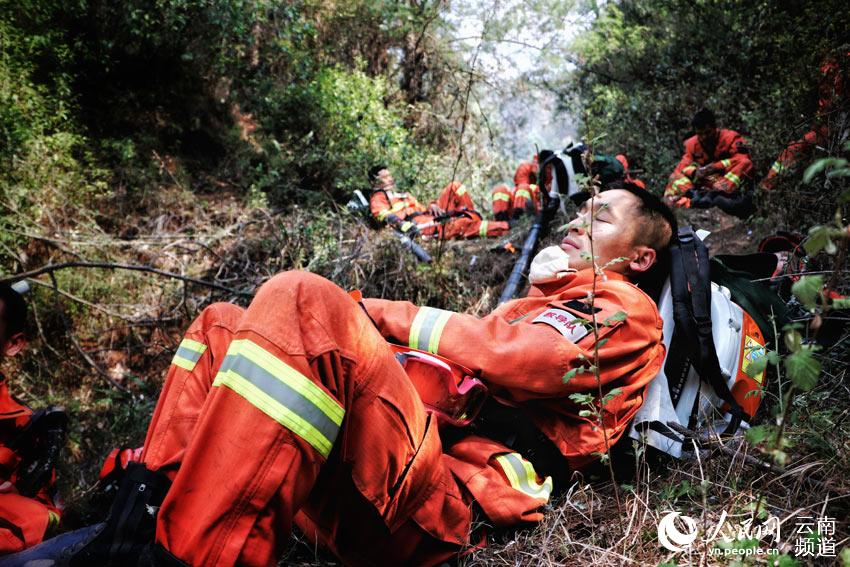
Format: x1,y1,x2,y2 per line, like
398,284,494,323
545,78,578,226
12,407,68,497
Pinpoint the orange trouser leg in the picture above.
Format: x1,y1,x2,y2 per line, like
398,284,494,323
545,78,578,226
141,302,245,480
491,184,512,220
442,217,510,239
156,272,469,567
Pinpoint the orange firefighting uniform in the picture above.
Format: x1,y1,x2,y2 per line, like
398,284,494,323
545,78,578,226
490,159,542,220
370,182,508,240
762,52,848,190
665,128,754,197
0,377,61,554
149,269,663,566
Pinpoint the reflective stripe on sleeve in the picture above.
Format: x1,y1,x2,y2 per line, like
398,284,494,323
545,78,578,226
515,189,532,200
377,209,390,221
724,171,741,187
479,221,489,237
47,511,60,529
493,193,511,202
408,306,453,354
770,161,784,174
172,338,208,371
456,185,467,196
212,339,344,458
721,159,732,169
391,201,407,213
494,453,553,501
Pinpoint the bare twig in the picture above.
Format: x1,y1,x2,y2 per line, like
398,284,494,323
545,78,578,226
0,261,252,296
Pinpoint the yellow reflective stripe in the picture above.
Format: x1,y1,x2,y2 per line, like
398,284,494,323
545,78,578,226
377,209,390,221
673,177,692,188
515,189,532,200
400,221,413,232
529,184,538,191
682,164,698,175
408,307,453,354
721,159,732,169
213,339,344,457
172,338,208,371
724,171,741,186
770,161,784,174
391,201,407,212
493,193,511,202
47,511,60,529
479,221,489,237
456,184,467,196
494,453,553,501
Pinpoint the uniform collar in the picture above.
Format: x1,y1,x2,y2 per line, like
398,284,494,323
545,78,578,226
530,268,629,297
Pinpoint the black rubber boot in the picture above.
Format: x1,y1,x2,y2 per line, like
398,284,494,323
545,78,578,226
0,462,173,567
70,462,172,566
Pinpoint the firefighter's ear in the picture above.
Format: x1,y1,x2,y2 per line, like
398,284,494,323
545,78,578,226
3,332,27,358
628,245,656,274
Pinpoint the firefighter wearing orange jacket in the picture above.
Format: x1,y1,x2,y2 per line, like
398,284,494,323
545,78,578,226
761,51,848,191
665,108,753,201
0,285,62,555
490,156,542,221
369,165,508,240
20,187,673,567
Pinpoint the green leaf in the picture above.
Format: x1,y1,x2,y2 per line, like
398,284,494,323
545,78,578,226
596,338,609,348
838,546,850,567
767,351,780,365
803,226,836,256
745,425,771,445
603,310,627,326
784,347,821,391
563,368,579,383
791,275,823,310
569,392,594,406
833,297,850,309
803,157,848,184
744,356,768,378
578,409,593,417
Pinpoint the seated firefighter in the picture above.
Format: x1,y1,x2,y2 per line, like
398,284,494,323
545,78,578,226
0,284,65,555
664,108,754,217
368,164,509,240
491,156,541,221
14,185,674,566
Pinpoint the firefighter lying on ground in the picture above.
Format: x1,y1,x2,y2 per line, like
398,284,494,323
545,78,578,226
664,108,754,217
0,284,65,555
368,164,509,240
10,184,675,567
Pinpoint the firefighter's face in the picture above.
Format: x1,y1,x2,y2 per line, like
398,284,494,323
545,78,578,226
695,125,718,148
374,169,396,191
561,190,656,275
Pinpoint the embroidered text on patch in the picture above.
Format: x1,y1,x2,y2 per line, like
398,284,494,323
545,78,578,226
532,309,589,342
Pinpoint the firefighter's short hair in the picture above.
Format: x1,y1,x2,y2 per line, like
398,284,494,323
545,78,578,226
0,283,27,339
368,164,389,184
692,108,717,130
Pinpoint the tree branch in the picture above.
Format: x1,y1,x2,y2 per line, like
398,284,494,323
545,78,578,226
0,262,253,296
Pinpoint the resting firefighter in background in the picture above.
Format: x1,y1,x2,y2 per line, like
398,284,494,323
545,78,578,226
664,108,754,217
491,155,541,221
761,49,848,191
0,283,66,555
15,185,674,567
368,165,509,240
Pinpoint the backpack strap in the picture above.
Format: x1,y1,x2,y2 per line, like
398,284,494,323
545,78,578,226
670,226,749,435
